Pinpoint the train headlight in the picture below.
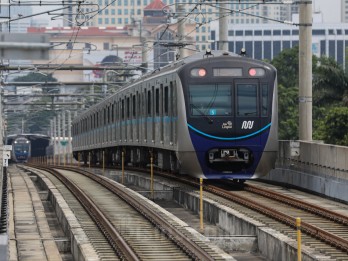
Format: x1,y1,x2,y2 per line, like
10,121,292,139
249,68,265,77
191,68,207,77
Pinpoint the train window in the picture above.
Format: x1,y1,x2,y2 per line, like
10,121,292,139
156,89,159,115
126,97,130,119
236,84,258,117
104,108,107,125
133,95,136,117
261,84,269,116
137,92,141,117
164,86,169,115
108,106,110,124
189,84,232,116
112,103,114,122
121,99,125,120
147,90,151,116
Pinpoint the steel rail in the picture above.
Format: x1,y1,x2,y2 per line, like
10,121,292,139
35,166,140,261
52,163,348,253
244,184,348,225
119,167,348,253
206,185,348,253
60,166,215,261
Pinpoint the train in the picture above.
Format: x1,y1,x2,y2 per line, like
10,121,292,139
11,136,31,163
72,50,278,181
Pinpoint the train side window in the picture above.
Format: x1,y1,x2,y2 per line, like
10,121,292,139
261,84,268,116
104,108,107,125
133,95,136,117
127,97,130,119
164,86,169,115
107,106,110,124
137,92,140,117
155,88,159,115
236,84,258,117
121,99,125,120
147,90,151,116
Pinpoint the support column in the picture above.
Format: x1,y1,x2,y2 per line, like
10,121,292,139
299,0,313,141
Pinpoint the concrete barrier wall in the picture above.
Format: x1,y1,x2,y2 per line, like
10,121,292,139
277,140,348,175
262,141,348,203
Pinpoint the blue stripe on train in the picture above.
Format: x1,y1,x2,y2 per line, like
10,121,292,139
187,125,271,179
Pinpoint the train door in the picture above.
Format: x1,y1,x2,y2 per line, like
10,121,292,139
135,92,141,141
132,94,136,142
163,85,170,145
126,96,130,142
155,87,160,144
151,86,155,143
121,98,125,142
171,81,177,146
160,85,164,144
146,87,152,143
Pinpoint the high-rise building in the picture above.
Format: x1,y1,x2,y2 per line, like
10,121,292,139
66,0,299,52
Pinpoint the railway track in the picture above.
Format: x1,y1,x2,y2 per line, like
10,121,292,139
88,164,348,260
26,165,225,261
162,175,348,260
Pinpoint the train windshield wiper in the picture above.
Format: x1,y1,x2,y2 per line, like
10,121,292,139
190,103,213,124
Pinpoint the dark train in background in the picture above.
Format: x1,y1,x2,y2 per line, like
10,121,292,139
72,50,278,181
11,136,31,163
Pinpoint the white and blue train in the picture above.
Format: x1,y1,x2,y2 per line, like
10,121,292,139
72,50,278,181
11,136,31,163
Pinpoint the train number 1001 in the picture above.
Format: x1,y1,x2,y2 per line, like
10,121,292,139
241,121,254,129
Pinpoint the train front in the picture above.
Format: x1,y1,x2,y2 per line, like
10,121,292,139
13,138,31,163
178,51,278,180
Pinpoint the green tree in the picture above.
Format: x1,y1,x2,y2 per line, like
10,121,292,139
271,46,300,88
278,84,299,140
320,107,348,145
13,72,58,93
271,46,348,144
313,56,348,107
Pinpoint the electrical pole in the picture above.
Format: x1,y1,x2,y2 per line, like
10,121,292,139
299,0,312,141
177,4,187,59
53,117,57,160
219,1,228,51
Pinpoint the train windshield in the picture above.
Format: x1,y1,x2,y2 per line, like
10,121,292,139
189,84,232,116
236,84,258,116
14,144,29,153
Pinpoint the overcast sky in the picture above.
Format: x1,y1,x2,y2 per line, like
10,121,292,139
314,0,341,23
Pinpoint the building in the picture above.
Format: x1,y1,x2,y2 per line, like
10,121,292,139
27,23,195,82
210,21,348,70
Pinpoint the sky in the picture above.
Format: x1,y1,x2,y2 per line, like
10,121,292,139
314,0,341,23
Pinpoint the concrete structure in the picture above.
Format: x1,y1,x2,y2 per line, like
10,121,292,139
210,22,348,70
262,140,348,204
